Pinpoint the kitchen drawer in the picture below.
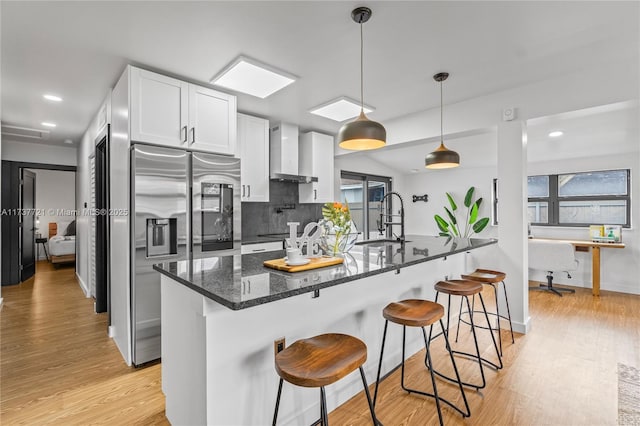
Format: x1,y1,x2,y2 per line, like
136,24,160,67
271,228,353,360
241,241,284,254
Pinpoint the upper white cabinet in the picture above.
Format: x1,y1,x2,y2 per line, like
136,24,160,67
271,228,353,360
298,132,334,203
188,84,236,154
238,113,269,202
129,67,236,155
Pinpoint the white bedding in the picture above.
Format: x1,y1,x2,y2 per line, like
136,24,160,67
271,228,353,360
49,235,76,256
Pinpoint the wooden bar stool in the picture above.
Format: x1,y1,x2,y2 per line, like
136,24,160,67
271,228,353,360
431,280,503,391
458,269,514,356
272,333,380,426
373,299,470,426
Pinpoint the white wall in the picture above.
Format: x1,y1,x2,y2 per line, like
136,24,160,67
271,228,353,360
2,140,77,166
25,169,76,260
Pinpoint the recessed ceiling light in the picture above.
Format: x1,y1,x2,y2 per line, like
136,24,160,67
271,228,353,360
64,139,73,144
41,122,57,128
410,168,419,173
309,97,374,122
210,56,297,99
549,131,563,138
43,94,63,102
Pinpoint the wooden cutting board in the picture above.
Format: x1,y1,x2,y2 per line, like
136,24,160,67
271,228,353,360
263,256,344,273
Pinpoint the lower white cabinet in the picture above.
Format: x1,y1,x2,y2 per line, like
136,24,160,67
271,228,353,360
241,241,284,254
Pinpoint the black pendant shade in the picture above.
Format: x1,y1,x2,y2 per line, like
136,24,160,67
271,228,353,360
338,7,386,151
338,111,386,150
425,72,459,169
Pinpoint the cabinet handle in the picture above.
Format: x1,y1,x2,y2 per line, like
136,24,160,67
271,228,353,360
314,189,317,200
182,126,187,143
242,185,246,197
247,185,251,198
191,127,196,143
251,248,266,252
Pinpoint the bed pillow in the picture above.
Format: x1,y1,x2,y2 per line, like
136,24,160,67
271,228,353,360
65,220,76,236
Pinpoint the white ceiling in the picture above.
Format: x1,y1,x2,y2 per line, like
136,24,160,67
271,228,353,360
1,1,639,149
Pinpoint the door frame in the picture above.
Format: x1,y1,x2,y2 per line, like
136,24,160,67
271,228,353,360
20,169,37,282
1,161,76,286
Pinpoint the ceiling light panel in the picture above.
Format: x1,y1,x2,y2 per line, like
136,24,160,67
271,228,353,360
549,131,564,137
43,94,62,102
41,122,57,127
310,97,374,122
211,56,296,99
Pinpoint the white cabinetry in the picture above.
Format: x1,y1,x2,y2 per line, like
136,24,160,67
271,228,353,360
129,67,236,155
241,241,283,254
238,113,269,202
298,132,334,203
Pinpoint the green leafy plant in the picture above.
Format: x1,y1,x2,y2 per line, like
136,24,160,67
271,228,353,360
434,187,490,238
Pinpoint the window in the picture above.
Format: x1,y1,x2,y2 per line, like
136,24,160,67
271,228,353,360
340,171,392,240
528,169,630,227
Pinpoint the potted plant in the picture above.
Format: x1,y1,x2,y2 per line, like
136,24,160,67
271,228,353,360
434,187,489,238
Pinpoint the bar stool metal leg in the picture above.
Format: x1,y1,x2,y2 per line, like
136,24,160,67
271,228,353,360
501,280,515,346
272,378,284,426
320,387,328,426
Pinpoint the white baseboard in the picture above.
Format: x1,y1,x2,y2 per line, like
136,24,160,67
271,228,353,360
75,272,91,298
0,297,3,309
108,325,115,338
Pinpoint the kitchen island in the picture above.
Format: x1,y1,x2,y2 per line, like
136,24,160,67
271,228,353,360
154,235,496,425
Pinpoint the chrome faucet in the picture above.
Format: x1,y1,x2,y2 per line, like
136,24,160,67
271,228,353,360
378,191,405,242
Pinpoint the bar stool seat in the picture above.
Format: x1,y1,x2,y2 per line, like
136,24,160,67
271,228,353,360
458,269,515,356
383,299,445,327
434,280,483,296
432,279,503,391
272,333,380,425
275,334,367,388
374,299,470,425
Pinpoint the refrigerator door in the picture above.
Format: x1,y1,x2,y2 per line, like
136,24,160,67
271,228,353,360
192,152,241,259
131,144,188,366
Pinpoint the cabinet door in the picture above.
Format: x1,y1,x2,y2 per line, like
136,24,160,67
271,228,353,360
189,85,237,155
238,114,269,202
312,133,334,203
130,68,188,147
299,132,334,203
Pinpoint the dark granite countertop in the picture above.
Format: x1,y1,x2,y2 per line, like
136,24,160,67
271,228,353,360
154,235,497,311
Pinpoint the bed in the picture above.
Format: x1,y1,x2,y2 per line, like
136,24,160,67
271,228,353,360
48,221,76,264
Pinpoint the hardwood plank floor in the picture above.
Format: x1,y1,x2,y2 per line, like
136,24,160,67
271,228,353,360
0,261,169,425
2,264,639,425
330,284,640,426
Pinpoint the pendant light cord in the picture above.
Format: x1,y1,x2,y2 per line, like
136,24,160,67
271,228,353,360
360,21,364,112
440,79,444,144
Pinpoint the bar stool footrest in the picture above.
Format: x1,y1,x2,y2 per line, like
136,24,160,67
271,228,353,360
458,310,513,332
401,384,470,418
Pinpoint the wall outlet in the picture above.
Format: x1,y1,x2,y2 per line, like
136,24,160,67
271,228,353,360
444,275,449,281
274,338,286,356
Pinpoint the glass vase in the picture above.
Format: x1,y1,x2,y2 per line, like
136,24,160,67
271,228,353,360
318,219,358,257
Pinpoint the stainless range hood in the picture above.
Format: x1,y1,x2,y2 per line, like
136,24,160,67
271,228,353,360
270,122,318,183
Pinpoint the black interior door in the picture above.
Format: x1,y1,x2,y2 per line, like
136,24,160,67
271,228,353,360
21,169,36,281
95,132,109,314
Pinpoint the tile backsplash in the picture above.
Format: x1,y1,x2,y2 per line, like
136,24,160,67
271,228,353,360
241,181,323,237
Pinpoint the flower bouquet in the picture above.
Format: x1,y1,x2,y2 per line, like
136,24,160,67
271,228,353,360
319,201,359,257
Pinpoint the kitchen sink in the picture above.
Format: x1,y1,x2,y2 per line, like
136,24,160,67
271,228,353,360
355,239,410,247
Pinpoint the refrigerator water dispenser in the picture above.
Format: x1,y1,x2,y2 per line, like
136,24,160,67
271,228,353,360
146,218,177,257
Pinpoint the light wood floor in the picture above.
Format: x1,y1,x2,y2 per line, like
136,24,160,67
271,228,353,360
0,261,168,425
1,264,639,425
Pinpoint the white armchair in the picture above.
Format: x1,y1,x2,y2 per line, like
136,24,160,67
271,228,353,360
528,239,579,296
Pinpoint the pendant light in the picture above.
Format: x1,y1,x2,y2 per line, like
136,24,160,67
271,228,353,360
338,7,386,151
425,72,460,169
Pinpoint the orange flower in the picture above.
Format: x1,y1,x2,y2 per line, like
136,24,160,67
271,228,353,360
341,205,348,212
333,202,342,209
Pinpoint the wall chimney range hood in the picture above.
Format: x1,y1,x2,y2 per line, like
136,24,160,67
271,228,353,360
270,122,318,183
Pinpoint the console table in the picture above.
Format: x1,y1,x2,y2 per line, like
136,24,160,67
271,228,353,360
532,238,625,296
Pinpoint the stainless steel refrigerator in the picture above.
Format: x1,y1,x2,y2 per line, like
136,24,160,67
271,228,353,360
131,144,241,366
